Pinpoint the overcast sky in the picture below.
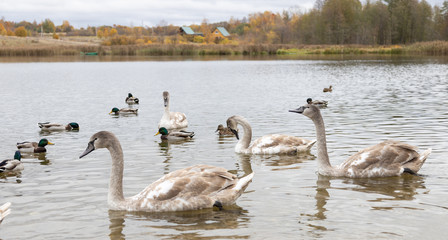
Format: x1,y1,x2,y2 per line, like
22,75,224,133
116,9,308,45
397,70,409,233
0,0,446,28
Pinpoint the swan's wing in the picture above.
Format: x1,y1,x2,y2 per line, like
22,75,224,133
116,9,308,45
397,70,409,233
169,112,188,127
130,165,247,211
340,140,422,177
250,134,313,154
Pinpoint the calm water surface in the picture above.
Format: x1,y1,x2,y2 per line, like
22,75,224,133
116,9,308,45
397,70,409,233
0,56,447,239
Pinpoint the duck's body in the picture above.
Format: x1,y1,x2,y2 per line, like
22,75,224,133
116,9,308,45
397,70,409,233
155,127,194,140
307,98,328,107
158,91,188,130
216,124,236,136
38,122,79,131
16,138,54,153
289,103,431,178
0,151,23,173
323,86,333,92
226,115,316,155
0,202,11,224
110,107,138,115
125,93,139,104
80,131,253,212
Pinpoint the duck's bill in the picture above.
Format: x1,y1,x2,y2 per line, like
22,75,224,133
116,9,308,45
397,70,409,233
289,106,305,114
154,131,161,136
48,141,55,145
79,141,95,158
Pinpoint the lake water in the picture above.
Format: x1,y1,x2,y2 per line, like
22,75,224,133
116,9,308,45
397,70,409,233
0,56,447,239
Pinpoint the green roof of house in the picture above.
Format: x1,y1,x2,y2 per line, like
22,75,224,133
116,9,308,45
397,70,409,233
216,27,230,37
180,26,195,35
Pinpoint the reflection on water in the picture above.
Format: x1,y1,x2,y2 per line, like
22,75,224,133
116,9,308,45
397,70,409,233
1,58,447,239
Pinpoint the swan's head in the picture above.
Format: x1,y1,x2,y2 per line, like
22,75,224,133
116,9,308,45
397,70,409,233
289,103,320,119
38,138,54,147
226,116,240,139
163,91,170,107
80,131,118,158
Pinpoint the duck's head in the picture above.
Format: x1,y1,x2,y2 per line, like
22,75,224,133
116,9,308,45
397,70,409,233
215,124,224,132
110,107,120,114
69,122,80,130
163,91,169,107
226,117,239,140
79,131,118,158
128,93,133,98
14,151,21,160
289,99,320,119
155,127,169,136
38,138,54,147
307,98,313,104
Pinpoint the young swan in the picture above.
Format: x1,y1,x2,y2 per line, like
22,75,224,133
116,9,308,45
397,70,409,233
0,202,11,224
158,91,188,130
289,103,432,178
226,115,316,155
79,131,253,212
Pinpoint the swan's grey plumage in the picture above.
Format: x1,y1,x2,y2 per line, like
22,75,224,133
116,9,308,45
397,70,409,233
0,202,11,223
80,131,253,212
289,103,431,178
158,91,188,130
226,115,316,155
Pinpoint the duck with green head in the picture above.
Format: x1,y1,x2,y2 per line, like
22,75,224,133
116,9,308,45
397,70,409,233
0,151,24,173
110,107,138,115
38,122,80,131
155,127,195,140
17,138,54,153
125,93,139,104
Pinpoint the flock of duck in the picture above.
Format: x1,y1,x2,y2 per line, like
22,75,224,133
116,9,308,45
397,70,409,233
0,86,432,220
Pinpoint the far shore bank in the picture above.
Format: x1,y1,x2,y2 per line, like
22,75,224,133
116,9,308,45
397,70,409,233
1,36,447,57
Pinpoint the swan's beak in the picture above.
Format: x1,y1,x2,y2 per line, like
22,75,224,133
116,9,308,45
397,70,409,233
155,131,161,136
163,98,168,107
230,128,239,139
289,106,306,114
80,141,95,158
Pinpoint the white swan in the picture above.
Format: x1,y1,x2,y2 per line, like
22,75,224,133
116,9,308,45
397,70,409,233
158,91,188,130
226,115,316,155
289,103,432,178
0,202,11,223
79,131,254,212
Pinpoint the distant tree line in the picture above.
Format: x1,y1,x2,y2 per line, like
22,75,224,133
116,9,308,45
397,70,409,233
1,0,447,45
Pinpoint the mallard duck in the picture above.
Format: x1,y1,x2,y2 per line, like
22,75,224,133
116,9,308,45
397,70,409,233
16,138,54,153
155,127,194,140
110,107,138,115
125,93,139,104
226,115,316,155
323,85,333,92
158,91,188,130
289,101,432,178
0,202,11,224
307,98,328,107
79,131,254,212
0,151,24,173
38,122,79,131
215,124,236,136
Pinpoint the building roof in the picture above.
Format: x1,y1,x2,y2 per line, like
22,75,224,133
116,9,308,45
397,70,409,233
216,27,230,37
180,26,195,35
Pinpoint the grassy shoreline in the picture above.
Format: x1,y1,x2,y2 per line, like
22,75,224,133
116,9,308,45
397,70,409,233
1,36,447,57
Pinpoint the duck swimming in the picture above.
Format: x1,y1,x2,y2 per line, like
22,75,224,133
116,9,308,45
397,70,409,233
0,151,24,173
307,98,328,107
38,122,79,131
155,127,195,140
79,131,254,212
215,124,236,136
17,138,54,153
289,101,432,178
125,93,139,104
110,107,138,115
226,115,316,155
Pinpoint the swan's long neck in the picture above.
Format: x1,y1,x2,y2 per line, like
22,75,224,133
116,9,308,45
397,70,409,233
311,111,333,174
164,98,170,113
235,116,252,152
107,141,125,208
